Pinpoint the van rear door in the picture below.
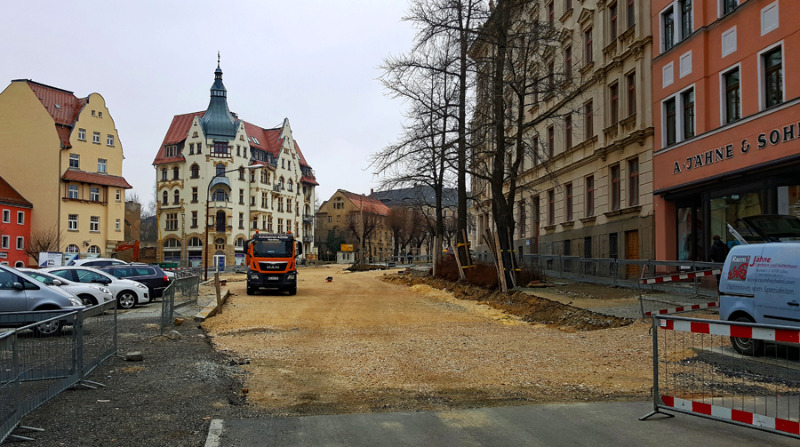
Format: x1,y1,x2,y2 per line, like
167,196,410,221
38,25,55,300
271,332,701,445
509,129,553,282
755,244,800,327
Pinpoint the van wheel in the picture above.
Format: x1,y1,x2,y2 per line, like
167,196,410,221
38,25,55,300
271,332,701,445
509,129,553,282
730,316,763,356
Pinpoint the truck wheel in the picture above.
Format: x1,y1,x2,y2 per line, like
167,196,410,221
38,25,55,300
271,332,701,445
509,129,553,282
730,316,763,356
288,286,297,296
246,285,254,295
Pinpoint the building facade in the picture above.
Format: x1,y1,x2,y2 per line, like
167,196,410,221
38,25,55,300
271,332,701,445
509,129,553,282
0,80,131,263
651,0,799,260
316,189,391,262
0,177,32,267
470,0,655,264
152,63,317,268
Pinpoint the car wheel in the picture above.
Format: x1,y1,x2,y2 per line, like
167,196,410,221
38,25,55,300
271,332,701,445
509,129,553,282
78,294,98,306
117,290,137,309
730,315,763,356
33,319,63,337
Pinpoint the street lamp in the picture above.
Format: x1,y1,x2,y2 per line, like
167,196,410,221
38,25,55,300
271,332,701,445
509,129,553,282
205,163,261,280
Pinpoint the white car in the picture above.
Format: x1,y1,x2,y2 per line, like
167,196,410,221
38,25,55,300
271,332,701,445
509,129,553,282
44,266,151,310
20,268,114,307
67,257,129,268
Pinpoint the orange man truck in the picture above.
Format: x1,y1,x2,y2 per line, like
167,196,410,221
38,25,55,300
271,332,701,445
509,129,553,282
244,233,302,295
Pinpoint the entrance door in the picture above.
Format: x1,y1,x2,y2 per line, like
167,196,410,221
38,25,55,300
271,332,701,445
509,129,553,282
625,230,639,279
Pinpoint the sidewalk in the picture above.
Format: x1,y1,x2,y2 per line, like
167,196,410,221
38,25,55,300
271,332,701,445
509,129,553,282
207,401,797,446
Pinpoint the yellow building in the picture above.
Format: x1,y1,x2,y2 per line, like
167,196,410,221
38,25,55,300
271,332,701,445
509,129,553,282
316,189,391,262
0,80,131,262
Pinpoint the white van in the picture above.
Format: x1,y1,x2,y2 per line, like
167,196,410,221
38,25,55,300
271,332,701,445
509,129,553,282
719,242,800,354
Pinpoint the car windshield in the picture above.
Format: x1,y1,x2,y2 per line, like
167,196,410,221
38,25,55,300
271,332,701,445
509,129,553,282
25,271,57,285
252,240,293,258
734,215,800,242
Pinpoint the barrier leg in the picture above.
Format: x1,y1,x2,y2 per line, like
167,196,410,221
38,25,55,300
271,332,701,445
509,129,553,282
640,317,674,421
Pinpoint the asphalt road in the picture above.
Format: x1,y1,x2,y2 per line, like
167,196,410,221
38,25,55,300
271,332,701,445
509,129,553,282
209,401,798,446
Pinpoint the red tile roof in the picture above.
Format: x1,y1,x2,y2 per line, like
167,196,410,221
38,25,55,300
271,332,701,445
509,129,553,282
340,190,390,216
0,176,32,208
61,169,132,189
19,80,89,149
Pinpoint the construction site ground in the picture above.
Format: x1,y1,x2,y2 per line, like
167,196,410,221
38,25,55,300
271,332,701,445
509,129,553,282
202,264,655,416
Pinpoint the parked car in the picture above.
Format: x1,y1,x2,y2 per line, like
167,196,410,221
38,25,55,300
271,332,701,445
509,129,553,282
0,265,85,335
100,264,171,299
44,266,151,310
68,257,129,268
19,268,114,306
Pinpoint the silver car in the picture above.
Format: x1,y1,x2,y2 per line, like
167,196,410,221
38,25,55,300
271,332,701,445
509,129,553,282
44,266,150,309
19,268,114,306
0,265,85,335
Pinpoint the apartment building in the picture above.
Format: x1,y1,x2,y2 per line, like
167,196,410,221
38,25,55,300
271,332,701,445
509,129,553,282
152,63,317,268
316,190,391,262
0,80,130,263
651,0,800,260
470,0,655,263
0,177,32,267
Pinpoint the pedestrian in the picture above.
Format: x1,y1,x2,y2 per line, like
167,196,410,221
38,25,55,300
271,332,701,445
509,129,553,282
710,235,728,263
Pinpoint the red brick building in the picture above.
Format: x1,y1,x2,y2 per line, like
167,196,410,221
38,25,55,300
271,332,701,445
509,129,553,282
651,0,799,260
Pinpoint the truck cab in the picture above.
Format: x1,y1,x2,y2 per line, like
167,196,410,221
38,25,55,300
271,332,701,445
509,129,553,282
244,233,302,295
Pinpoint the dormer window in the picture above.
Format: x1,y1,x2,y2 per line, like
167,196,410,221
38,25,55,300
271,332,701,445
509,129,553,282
165,145,179,157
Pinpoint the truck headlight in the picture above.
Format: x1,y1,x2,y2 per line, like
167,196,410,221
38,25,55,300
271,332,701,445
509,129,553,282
287,274,296,280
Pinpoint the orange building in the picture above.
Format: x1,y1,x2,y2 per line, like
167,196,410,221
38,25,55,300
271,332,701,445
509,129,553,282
651,0,799,260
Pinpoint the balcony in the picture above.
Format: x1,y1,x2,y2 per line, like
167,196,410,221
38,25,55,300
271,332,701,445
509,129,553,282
303,214,314,223
303,235,313,243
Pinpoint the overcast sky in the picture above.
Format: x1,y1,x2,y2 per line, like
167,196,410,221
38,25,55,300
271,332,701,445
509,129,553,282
1,0,416,207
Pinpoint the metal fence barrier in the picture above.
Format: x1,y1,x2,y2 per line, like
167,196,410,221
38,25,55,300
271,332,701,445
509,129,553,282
641,315,800,439
160,275,200,335
638,266,721,317
0,301,117,443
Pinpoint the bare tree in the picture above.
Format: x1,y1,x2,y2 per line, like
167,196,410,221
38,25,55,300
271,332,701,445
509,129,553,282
345,209,383,264
24,226,62,264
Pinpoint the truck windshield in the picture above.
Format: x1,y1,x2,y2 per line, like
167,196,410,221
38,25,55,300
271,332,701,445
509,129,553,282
252,240,293,257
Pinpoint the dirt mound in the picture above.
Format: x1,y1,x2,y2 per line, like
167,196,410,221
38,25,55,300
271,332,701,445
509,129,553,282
382,273,633,331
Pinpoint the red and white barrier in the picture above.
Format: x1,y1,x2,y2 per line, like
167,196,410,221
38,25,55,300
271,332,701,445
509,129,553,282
659,318,800,343
640,268,720,285
644,301,718,317
660,395,800,436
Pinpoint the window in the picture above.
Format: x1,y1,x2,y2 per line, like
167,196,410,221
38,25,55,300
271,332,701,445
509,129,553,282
287,199,293,213
627,0,635,28
16,211,23,225
66,244,79,254
90,187,100,202
610,165,621,211
565,114,572,149
196,143,202,154
88,245,100,254
106,134,114,146
584,27,593,64
92,131,100,144
90,216,99,232
681,0,693,39
173,190,180,205
189,143,194,155
162,190,168,205
626,72,636,116
564,46,572,80
662,7,675,51
278,218,284,233
682,88,695,139
115,219,121,231
239,189,245,205
628,158,639,206
191,211,198,228
547,125,554,158
723,67,741,124
190,164,199,179
565,183,573,221
213,142,228,156
609,2,618,40
547,1,554,27
68,185,78,199
721,0,737,16
165,145,179,157
547,61,555,91
116,189,121,201
585,175,595,217
98,158,107,173
763,46,783,109
78,128,86,140
585,100,594,138
216,163,225,176
166,213,178,231
161,168,167,181
1,236,8,249
565,0,572,12
1,210,8,223
547,189,555,225
172,166,179,180
16,236,23,250
610,83,619,124
69,154,79,169
664,97,677,145
661,1,692,52
191,187,198,203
